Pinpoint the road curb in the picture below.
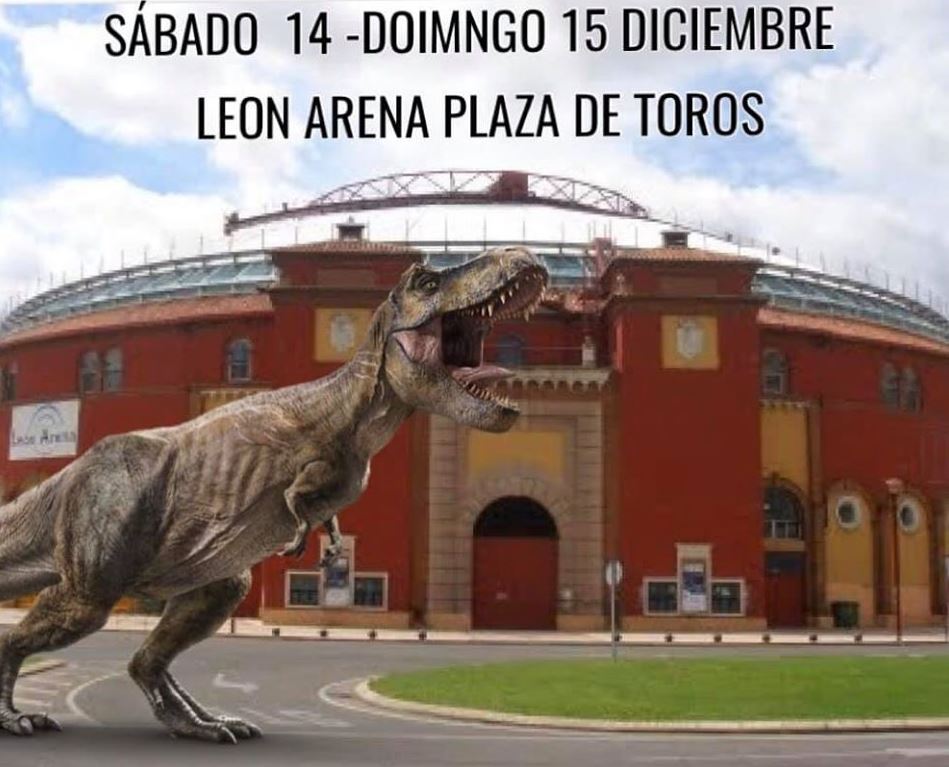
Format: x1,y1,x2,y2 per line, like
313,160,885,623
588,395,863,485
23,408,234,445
355,679,949,734
3,610,949,647
22,659,66,677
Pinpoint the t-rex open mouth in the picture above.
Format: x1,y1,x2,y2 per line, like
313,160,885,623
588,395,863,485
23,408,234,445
393,263,546,410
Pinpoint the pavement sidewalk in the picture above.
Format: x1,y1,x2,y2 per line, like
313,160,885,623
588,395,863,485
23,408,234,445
1,607,947,646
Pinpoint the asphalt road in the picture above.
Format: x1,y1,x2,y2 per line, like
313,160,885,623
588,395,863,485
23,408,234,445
1,631,949,766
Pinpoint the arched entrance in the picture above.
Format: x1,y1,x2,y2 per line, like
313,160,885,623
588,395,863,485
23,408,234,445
472,496,558,630
763,485,807,628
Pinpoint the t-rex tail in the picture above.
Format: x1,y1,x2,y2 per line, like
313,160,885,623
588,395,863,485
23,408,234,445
0,477,61,601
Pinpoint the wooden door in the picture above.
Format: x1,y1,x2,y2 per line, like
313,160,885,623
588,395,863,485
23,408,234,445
765,553,806,627
472,537,558,630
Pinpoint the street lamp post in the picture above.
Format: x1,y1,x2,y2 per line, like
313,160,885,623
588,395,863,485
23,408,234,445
885,478,905,645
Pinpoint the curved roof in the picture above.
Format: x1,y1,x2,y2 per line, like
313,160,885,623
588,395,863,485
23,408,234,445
3,170,947,348
4,251,275,333
4,240,947,348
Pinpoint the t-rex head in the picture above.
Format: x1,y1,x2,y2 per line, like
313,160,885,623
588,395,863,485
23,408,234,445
381,246,548,433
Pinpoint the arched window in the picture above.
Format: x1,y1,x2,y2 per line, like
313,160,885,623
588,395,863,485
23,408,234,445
474,496,558,539
104,348,123,392
227,339,252,382
79,351,101,394
763,485,804,539
880,362,900,408
1,362,17,402
496,335,525,367
761,348,789,396
900,367,921,412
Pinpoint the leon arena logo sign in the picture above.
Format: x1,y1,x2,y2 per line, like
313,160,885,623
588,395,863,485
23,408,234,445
9,400,80,461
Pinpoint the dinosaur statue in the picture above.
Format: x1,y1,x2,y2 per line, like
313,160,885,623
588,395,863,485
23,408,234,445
0,246,547,743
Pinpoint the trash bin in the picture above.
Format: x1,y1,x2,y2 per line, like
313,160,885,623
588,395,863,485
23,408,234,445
831,601,859,629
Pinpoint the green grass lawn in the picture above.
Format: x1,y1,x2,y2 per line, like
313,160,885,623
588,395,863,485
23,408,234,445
372,656,949,721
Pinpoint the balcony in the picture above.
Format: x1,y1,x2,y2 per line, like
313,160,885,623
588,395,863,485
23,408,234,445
485,342,611,392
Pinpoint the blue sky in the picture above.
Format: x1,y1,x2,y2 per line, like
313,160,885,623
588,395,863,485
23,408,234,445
0,1,947,307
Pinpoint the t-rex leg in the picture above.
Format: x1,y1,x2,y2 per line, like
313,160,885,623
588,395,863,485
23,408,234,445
0,583,113,735
128,571,259,744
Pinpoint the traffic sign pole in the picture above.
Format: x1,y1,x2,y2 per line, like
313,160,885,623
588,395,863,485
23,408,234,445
610,580,617,661
604,560,624,662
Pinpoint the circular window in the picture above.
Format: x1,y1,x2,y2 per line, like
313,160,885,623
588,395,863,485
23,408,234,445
898,501,921,533
835,498,862,530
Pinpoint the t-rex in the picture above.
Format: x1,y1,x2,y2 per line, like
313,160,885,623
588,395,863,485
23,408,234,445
0,246,547,743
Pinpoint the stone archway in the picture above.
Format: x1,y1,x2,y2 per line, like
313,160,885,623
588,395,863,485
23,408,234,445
425,395,607,631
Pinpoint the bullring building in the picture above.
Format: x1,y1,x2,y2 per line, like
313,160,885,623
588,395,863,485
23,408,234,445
1,171,947,632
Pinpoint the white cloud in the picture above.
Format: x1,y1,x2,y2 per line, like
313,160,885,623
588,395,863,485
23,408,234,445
774,51,949,200
0,176,231,302
0,60,27,130
16,17,276,146
0,8,14,41
0,90,27,129
0,1,947,306
767,2,949,296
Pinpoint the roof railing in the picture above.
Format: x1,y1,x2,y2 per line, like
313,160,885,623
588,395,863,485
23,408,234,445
3,239,947,345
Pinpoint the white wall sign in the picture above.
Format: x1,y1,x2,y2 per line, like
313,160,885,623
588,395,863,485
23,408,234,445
321,537,354,607
10,400,80,461
681,560,708,613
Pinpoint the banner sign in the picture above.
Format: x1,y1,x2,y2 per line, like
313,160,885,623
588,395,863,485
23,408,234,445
681,560,708,613
9,400,80,461
322,543,353,607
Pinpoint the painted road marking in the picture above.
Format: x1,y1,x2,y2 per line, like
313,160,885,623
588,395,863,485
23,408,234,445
212,672,258,694
65,671,124,724
887,748,949,758
18,678,75,689
237,706,350,728
14,696,51,708
19,660,949,765
17,683,71,695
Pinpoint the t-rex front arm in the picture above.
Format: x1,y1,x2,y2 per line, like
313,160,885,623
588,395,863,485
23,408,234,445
280,460,345,562
281,460,331,558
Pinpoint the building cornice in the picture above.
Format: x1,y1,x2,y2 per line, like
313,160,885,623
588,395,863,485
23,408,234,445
498,366,612,392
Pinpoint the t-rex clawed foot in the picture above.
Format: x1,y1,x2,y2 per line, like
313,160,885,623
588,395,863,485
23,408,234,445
165,672,261,739
0,707,62,736
132,671,256,744
0,584,113,738
318,515,344,567
280,520,310,558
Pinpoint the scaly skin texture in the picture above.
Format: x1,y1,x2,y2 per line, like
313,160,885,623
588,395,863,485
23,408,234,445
0,246,547,743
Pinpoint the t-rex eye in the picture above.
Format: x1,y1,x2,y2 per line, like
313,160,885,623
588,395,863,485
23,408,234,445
414,273,439,294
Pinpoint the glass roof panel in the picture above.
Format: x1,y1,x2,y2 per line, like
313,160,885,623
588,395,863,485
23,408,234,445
3,250,946,344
